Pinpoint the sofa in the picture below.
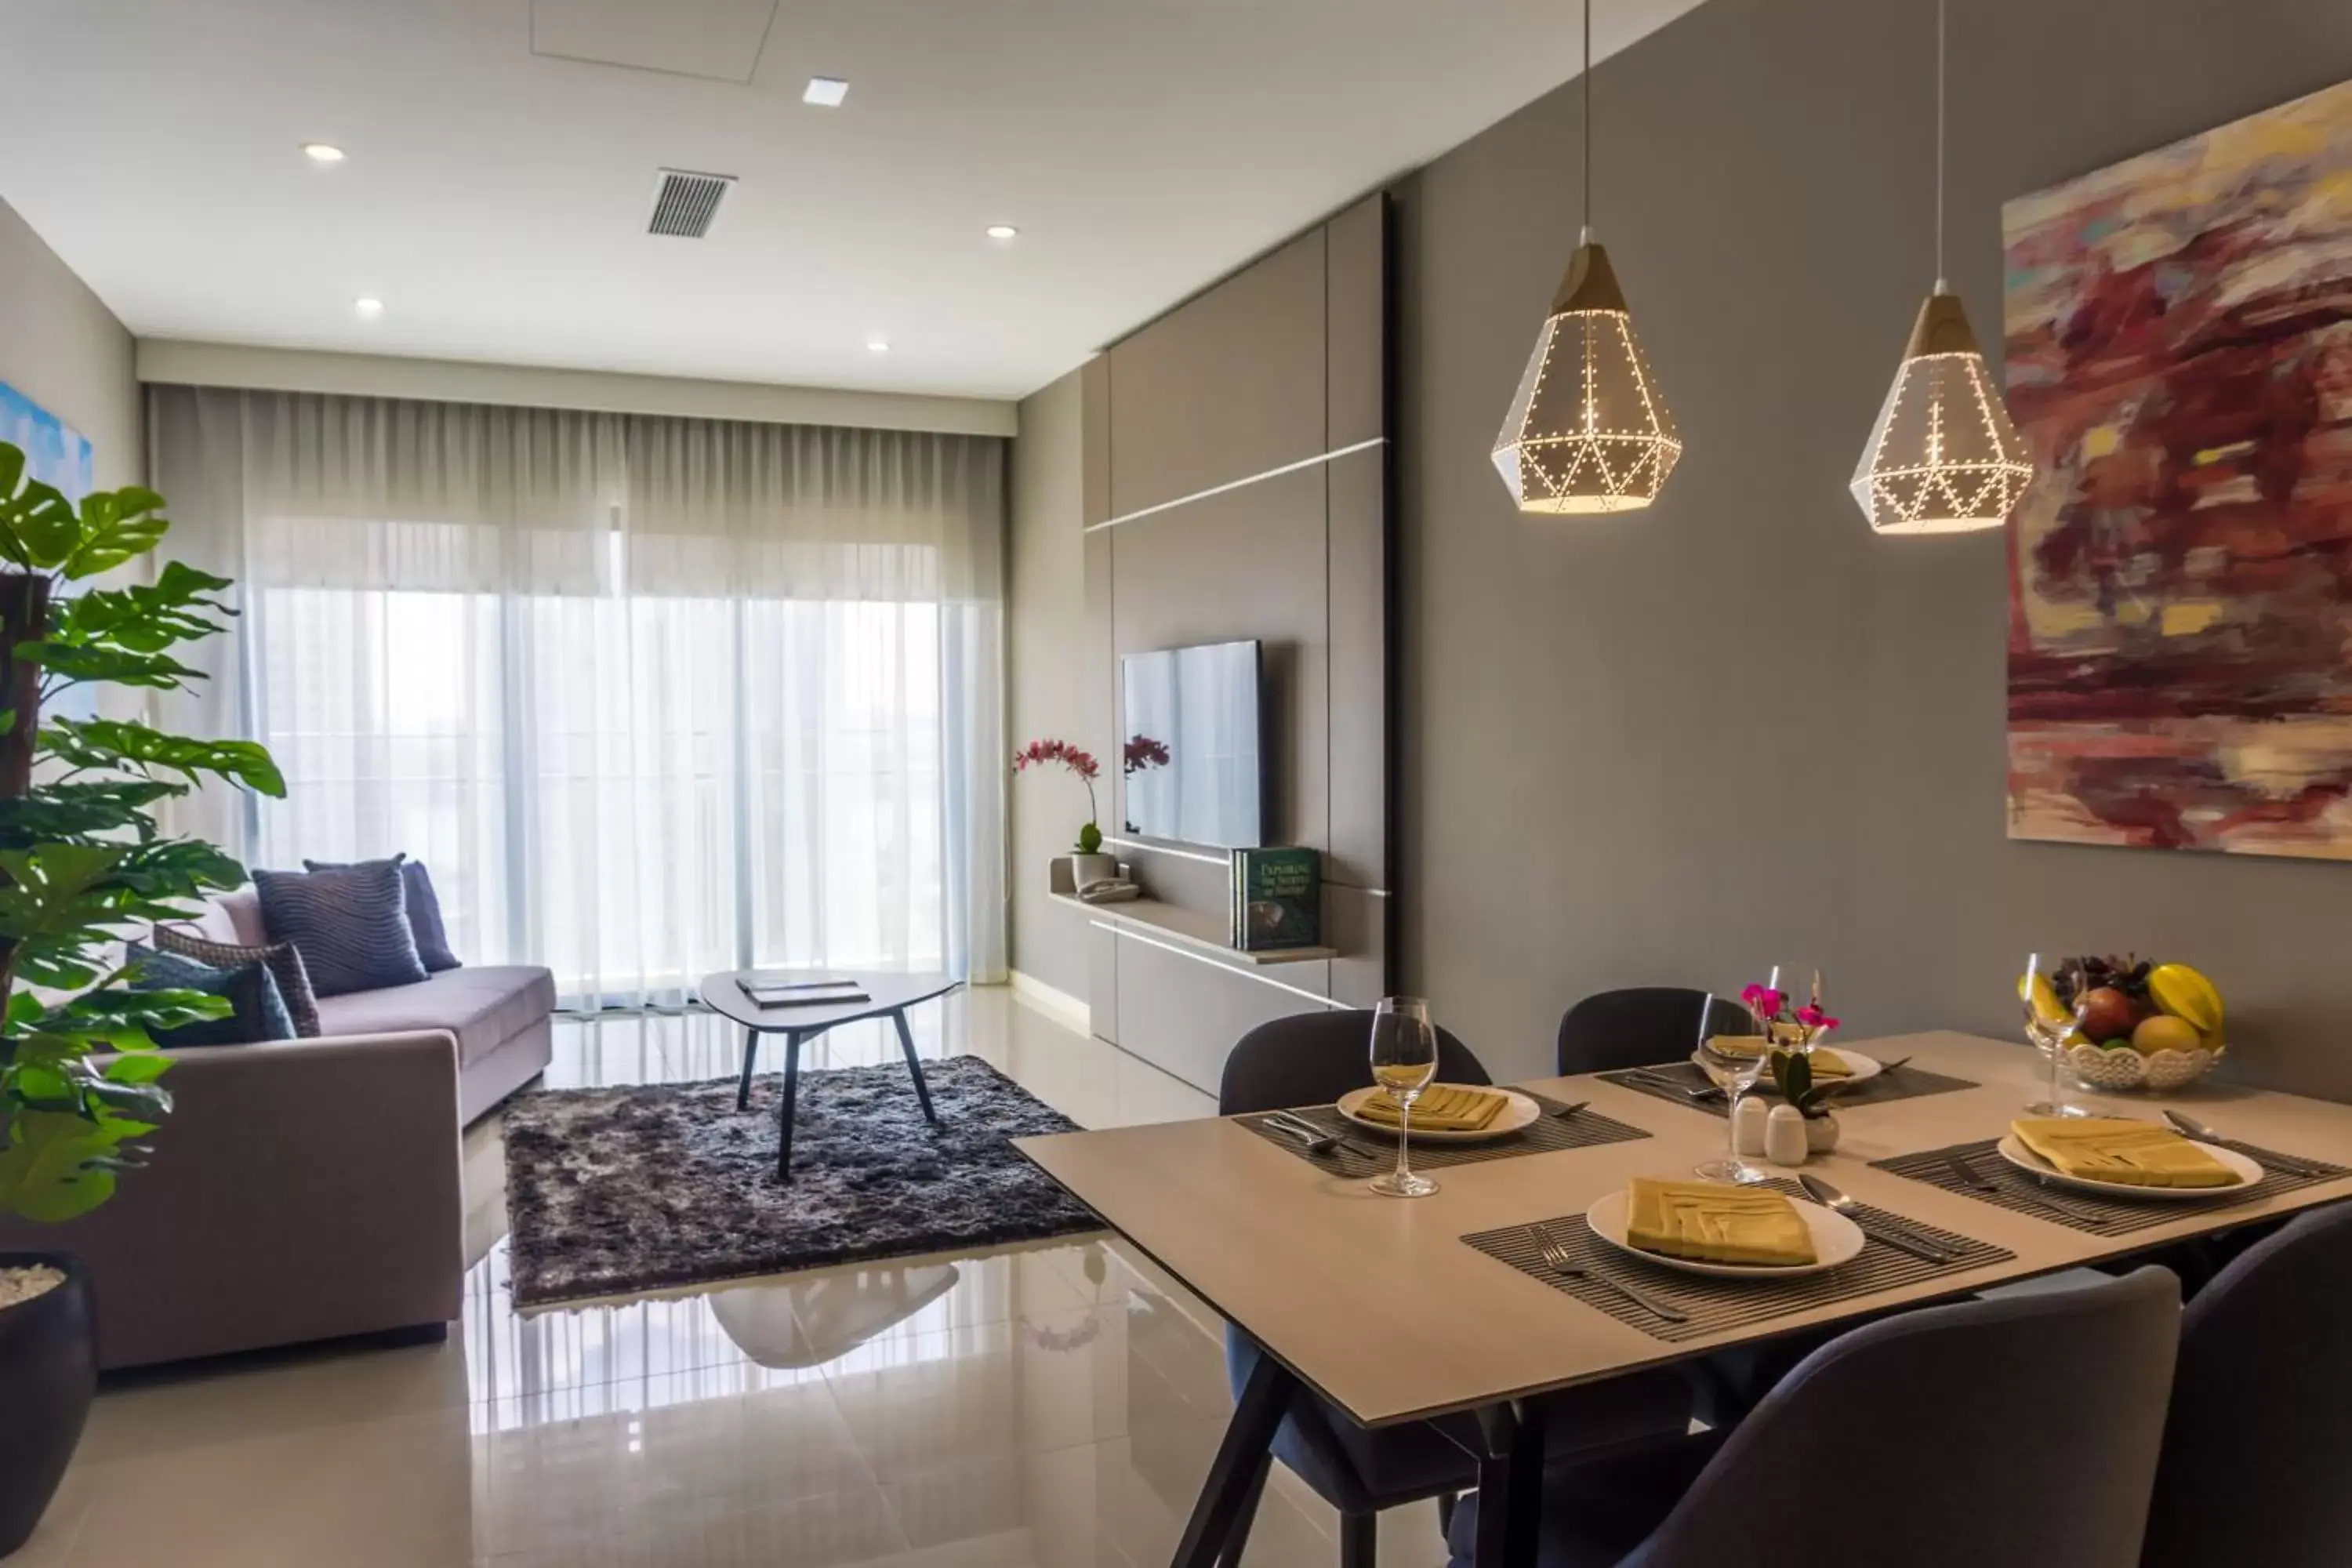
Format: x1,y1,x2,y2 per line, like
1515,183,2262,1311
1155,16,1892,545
0,887,555,1370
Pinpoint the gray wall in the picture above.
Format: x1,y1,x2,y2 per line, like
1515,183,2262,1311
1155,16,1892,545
1394,0,2352,1093
0,196,140,489
1008,368,1091,999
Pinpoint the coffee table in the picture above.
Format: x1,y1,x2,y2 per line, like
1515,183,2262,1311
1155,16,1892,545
698,970,960,1181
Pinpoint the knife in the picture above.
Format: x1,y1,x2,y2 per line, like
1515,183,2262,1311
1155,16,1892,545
1944,1149,2105,1222
2161,1110,2325,1178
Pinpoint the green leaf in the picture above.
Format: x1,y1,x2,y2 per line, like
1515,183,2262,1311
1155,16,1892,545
40,718,287,797
25,641,209,691
0,446,79,568
49,560,235,656
0,779,185,848
59,486,171,579
0,1109,126,1222
84,1078,172,1120
101,1052,174,1085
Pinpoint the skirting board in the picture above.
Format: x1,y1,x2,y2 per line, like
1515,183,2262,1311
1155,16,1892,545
1008,970,1091,1035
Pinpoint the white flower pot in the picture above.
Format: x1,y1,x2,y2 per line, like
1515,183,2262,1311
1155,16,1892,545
1069,853,1120,891
1804,1112,1841,1155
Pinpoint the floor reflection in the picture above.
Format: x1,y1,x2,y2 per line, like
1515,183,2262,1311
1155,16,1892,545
31,994,1386,1567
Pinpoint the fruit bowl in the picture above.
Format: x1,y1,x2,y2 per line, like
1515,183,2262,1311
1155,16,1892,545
2024,956,2227,1095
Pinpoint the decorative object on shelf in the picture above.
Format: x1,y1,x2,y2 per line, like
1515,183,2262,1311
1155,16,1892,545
1013,736,1112,884
1768,1048,1843,1156
1763,1102,1812,1166
2022,955,2227,1095
0,441,285,1557
2005,78,2352,862
1490,0,1680,516
1230,846,1321,951
1849,0,2032,535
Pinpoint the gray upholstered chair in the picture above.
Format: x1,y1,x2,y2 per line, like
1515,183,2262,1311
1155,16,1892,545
2141,1204,2352,1568
1218,1009,1692,1567
1446,1265,2181,1568
1555,987,1752,1076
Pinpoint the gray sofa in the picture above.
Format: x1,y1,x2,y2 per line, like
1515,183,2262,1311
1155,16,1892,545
0,887,554,1370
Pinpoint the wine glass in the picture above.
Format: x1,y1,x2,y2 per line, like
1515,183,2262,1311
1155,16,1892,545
1765,963,1827,1052
1368,996,1439,1199
2021,952,2093,1118
1692,993,1770,1185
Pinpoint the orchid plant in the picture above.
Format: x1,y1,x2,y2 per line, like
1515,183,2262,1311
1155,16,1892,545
1012,738,1103,855
1741,981,1846,1120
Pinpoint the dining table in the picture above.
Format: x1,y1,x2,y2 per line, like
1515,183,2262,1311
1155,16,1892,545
1012,1029,2352,1568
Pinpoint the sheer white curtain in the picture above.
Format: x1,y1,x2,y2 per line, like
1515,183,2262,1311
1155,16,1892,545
148,386,1006,1004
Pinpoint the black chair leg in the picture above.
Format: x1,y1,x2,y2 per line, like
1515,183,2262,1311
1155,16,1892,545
1436,1490,1457,1541
1339,1511,1376,1568
1214,1452,1272,1568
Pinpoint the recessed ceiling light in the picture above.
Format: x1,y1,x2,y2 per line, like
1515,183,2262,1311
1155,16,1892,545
866,339,890,354
804,77,849,107
354,297,384,318
985,224,1019,241
302,143,346,164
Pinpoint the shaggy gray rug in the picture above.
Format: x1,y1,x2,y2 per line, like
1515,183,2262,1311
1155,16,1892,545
501,1054,1101,1308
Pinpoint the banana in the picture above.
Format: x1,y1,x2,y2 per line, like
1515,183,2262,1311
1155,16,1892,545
2148,963,2223,1038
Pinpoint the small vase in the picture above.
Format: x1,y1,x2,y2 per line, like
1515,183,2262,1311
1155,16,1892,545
1764,1104,1810,1167
1804,1112,1841,1155
1069,853,1119,891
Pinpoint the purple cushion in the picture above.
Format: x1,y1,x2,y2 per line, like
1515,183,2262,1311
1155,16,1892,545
303,856,460,972
253,862,427,997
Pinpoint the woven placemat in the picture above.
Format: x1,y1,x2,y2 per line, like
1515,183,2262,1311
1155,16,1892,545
1872,1138,2352,1238
1235,1091,1648,1178
1461,1178,2013,1343
1599,1058,1976,1118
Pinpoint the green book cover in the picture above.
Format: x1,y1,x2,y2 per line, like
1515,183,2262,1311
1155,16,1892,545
1232,847,1320,951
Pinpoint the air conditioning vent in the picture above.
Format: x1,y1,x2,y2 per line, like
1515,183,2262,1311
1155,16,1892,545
647,169,735,238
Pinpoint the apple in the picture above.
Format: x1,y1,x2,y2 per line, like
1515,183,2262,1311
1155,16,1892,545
2075,986,2139,1044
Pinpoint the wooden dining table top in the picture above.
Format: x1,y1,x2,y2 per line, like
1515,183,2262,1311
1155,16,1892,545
1014,1029,2352,1430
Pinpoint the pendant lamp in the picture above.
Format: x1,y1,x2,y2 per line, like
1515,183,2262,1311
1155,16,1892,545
1492,0,1680,515
1849,0,2032,533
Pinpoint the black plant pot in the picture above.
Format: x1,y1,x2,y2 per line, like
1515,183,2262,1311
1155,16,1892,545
0,1252,95,1559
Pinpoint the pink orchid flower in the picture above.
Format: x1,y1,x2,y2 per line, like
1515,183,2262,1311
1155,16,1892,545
1740,984,1785,1020
1795,1004,1840,1033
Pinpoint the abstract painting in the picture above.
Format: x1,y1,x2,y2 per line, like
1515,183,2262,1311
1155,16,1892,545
0,381,93,500
2003,78,2352,860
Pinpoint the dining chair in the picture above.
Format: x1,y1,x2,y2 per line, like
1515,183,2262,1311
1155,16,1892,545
1554,987,1753,1076
1217,1009,1693,1568
2140,1203,2352,1568
1445,1265,2181,1568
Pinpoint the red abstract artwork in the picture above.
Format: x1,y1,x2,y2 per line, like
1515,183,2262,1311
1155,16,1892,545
2003,78,2352,860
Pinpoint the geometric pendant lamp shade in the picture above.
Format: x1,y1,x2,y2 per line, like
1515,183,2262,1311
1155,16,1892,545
1493,241,1682,514
1849,295,2034,535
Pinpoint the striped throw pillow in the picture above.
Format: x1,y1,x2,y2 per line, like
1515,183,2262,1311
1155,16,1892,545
253,862,428,997
153,925,322,1037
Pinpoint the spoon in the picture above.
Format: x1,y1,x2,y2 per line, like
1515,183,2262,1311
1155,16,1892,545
1797,1174,1953,1261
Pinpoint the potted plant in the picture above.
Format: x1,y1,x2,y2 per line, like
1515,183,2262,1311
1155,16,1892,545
1767,1048,1847,1156
1011,738,1114,889
0,441,283,1557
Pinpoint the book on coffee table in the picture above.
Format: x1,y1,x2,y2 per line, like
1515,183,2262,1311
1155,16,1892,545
742,975,870,1008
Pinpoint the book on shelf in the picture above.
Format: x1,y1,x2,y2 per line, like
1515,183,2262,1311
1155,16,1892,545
1229,846,1321,951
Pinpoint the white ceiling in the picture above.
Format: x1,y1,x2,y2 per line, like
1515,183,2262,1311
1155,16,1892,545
5,0,1704,401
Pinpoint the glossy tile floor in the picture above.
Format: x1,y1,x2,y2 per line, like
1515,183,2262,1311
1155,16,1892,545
24,989,1450,1567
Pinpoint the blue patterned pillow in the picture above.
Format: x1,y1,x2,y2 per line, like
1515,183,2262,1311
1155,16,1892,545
254,862,428,996
303,856,460,971
126,943,296,1048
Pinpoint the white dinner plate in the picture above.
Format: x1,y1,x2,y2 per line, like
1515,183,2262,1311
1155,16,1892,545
1995,1134,2262,1200
1583,1188,1866,1279
1335,1085,1543,1143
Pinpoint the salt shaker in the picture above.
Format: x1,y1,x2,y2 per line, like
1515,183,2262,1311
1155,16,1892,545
1732,1094,1769,1158
1764,1102,1809,1166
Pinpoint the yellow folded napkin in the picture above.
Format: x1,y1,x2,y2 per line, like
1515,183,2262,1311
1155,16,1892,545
1624,1177,1818,1266
1356,1083,1507,1131
1708,1038,1853,1077
2010,1117,2238,1189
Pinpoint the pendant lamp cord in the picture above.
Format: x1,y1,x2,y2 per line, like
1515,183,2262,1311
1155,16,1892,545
1933,0,1947,292
1581,0,1593,243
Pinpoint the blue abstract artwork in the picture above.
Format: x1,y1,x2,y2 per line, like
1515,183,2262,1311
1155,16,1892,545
0,380,94,501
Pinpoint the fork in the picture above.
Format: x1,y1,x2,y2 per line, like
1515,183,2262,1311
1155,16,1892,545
1530,1224,1688,1322
1263,1110,1376,1160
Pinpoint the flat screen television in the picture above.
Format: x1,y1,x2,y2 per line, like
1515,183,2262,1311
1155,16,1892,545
1120,640,1263,850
